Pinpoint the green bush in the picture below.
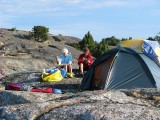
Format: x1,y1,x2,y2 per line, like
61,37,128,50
11,27,16,31
32,26,49,42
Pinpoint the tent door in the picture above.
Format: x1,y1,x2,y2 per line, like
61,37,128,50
92,54,115,89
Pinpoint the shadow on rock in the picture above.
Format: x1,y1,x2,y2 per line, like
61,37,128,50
0,71,42,87
0,91,31,106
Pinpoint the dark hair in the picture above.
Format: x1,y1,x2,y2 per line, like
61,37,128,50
84,47,90,53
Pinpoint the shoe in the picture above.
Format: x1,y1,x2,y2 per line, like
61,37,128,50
69,74,73,78
67,73,74,78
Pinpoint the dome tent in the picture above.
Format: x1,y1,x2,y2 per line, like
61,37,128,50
80,47,160,90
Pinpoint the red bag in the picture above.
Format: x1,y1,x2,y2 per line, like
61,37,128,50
6,84,23,91
31,87,53,93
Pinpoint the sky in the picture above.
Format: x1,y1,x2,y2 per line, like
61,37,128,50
0,0,160,42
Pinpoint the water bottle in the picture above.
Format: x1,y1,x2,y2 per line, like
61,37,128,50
57,56,62,65
42,69,45,73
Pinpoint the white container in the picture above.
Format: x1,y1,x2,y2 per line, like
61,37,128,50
69,61,72,65
58,58,62,65
42,69,45,73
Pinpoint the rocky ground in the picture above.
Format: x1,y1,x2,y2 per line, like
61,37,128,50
1,89,160,120
1,28,160,120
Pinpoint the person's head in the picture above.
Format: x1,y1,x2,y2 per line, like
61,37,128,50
83,47,90,56
62,48,68,56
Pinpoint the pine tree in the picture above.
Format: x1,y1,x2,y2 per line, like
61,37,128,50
129,37,132,40
80,31,96,54
32,26,49,42
97,39,109,56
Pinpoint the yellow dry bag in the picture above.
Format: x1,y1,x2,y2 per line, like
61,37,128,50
42,70,63,82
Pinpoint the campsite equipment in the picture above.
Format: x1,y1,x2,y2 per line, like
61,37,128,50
31,87,53,93
42,69,45,73
42,68,66,82
61,68,67,78
53,89,62,94
80,46,160,90
57,57,62,65
44,68,58,74
120,39,160,64
20,85,33,91
5,84,62,94
42,70,63,82
6,84,24,91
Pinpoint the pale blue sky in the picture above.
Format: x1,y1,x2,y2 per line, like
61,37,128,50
0,0,160,42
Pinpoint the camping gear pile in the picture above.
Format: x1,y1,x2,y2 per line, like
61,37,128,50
5,84,62,94
81,39,160,90
3,67,72,94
